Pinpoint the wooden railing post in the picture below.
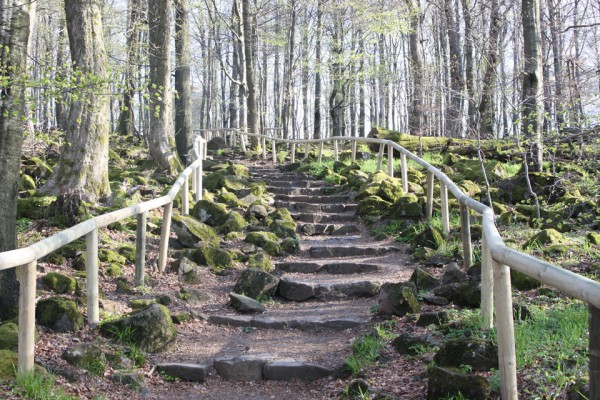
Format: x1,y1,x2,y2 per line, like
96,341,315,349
351,140,357,162
272,139,277,164
460,203,472,269
262,137,267,161
86,228,99,326
401,153,408,193
195,159,202,202
291,143,296,163
590,306,600,398
440,181,450,235
318,142,324,164
135,211,147,287
376,143,384,171
426,171,434,219
17,260,36,373
334,140,339,161
493,259,518,400
182,177,189,216
158,202,173,273
480,229,494,329
304,143,310,160
387,144,394,177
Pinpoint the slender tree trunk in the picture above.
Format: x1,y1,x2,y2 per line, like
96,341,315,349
118,0,143,137
547,0,563,126
522,0,544,171
55,19,68,131
242,0,259,146
0,0,34,320
300,4,309,140
461,0,476,133
405,0,424,134
42,0,111,218
329,7,346,137
147,0,182,174
313,0,323,139
175,0,192,163
281,0,296,139
444,0,465,137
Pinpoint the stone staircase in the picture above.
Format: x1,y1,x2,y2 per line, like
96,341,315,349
150,160,416,398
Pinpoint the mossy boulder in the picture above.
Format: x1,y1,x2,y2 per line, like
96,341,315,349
388,194,423,219
233,269,280,299
192,200,229,227
99,249,127,266
218,211,248,234
244,232,281,256
427,366,490,400
587,232,600,245
511,270,541,290
269,219,297,239
217,190,241,207
434,338,498,371
0,350,19,381
346,169,369,189
17,196,56,219
412,226,444,250
128,298,157,309
523,228,564,249
0,322,38,351
100,304,176,353
43,272,76,294
227,163,249,178
409,267,440,291
434,281,481,307
281,237,300,254
172,215,220,247
377,282,421,316
19,174,36,190
248,251,272,272
377,178,405,203
105,264,123,277
193,242,233,273
36,297,84,332
357,195,392,216
117,244,136,264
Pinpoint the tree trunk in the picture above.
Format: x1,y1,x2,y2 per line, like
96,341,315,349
300,4,309,140
313,0,323,139
42,0,111,218
147,0,182,174
118,0,143,138
329,6,346,137
280,0,296,140
522,0,544,171
54,21,68,131
0,0,34,320
242,0,259,147
461,0,476,133
405,0,424,135
444,0,465,137
175,0,192,163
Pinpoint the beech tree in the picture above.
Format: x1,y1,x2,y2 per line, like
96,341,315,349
41,0,111,218
175,0,193,163
0,0,35,320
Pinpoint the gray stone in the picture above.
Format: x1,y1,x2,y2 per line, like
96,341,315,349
36,297,84,332
110,372,148,393
233,269,280,299
178,287,214,306
262,359,333,381
421,294,449,306
176,257,204,284
229,292,266,313
377,282,421,316
171,215,220,247
208,315,367,331
214,354,275,381
434,281,481,308
277,262,322,274
417,311,449,327
434,338,498,371
156,363,209,382
442,262,467,284
207,136,227,150
277,279,316,301
392,333,441,355
410,267,440,291
248,204,268,219
427,366,490,400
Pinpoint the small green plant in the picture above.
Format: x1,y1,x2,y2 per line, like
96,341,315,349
105,324,136,344
129,345,146,367
458,364,473,373
14,370,77,400
369,304,379,315
343,334,385,375
86,356,106,377
440,392,468,400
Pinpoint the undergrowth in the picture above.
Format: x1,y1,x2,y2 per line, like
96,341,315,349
13,370,77,400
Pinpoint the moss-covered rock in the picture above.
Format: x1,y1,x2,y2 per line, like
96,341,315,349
412,226,444,251
193,242,233,273
192,200,229,227
346,169,369,189
36,297,84,332
587,232,600,245
434,338,498,371
217,190,241,207
17,196,56,219
409,267,440,291
218,211,248,234
357,195,392,217
100,304,176,353
128,298,157,309
99,249,127,266
0,350,19,381
281,237,300,254
378,282,421,316
387,194,423,219
227,163,249,178
511,270,541,290
248,251,272,272
105,264,124,277
233,269,280,299
172,215,220,247
427,366,490,400
117,243,136,264
19,174,36,190
244,231,281,256
269,219,297,239
377,178,405,203
43,272,76,294
523,228,564,249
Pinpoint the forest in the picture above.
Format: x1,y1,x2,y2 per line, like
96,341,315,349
1,0,600,399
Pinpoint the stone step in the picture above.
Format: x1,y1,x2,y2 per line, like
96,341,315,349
208,314,367,331
299,222,360,236
292,212,356,223
309,244,401,258
277,202,357,213
277,261,383,274
213,354,335,382
275,194,351,203
277,277,382,301
267,186,337,196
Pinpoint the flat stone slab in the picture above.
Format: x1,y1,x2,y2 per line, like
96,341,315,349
277,202,357,213
214,354,276,381
300,223,360,236
263,359,333,381
156,363,209,382
229,292,266,313
292,213,356,223
277,261,382,275
208,314,368,331
278,278,381,301
275,194,351,203
309,245,401,258
268,187,336,196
